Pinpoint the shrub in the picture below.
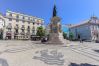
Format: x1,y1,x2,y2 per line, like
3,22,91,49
69,32,74,41
36,26,45,38
63,32,67,39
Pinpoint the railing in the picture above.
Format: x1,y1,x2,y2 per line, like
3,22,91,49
6,25,12,29
6,16,35,23
21,27,25,30
27,28,30,30
20,32,25,35
14,26,19,29
14,32,19,35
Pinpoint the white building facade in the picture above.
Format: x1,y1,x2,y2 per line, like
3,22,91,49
69,16,99,41
0,11,44,40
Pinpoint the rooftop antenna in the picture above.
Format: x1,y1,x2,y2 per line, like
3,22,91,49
92,12,97,19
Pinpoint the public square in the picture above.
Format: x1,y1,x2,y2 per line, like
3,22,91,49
0,40,99,66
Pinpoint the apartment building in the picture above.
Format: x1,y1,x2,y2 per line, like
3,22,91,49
69,16,99,41
0,10,44,40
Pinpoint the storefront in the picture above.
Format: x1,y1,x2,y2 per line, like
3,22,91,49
6,32,12,40
17,35,30,40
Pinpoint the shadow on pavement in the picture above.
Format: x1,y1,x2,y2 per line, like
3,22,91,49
69,63,97,66
0,58,9,66
94,50,99,53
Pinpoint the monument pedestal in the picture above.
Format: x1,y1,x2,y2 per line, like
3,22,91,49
42,3,63,45
46,33,63,44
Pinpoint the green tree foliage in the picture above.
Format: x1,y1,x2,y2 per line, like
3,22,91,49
63,32,67,39
36,26,45,38
69,32,74,40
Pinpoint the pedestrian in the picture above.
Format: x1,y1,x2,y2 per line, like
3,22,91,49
78,34,83,43
80,38,83,43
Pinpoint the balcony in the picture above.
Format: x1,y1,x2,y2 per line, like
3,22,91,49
14,26,19,29
26,32,30,35
6,31,12,33
14,32,19,35
20,32,25,35
6,31,12,36
27,27,30,31
32,26,35,30
6,25,12,29
21,27,25,30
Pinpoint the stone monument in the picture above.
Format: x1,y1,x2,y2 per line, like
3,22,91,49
46,1,63,44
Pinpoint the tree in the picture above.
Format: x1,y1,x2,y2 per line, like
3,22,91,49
69,32,74,40
36,26,45,38
63,32,67,39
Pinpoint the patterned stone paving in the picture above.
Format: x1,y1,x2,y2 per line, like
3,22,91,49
33,49,65,66
0,41,99,66
94,50,99,53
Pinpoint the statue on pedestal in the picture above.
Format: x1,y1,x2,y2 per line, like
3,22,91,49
45,0,63,44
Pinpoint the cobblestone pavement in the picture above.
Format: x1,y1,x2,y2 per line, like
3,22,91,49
0,40,99,66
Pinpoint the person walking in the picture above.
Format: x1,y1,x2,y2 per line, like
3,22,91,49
78,34,83,43
80,38,83,43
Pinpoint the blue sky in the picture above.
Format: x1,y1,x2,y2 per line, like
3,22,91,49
0,0,99,25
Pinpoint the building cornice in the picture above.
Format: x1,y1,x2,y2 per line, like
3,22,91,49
7,10,44,21
4,16,35,23
70,18,99,29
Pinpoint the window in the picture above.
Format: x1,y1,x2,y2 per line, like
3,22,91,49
9,18,12,21
16,24,18,27
28,17,30,20
22,16,25,23
27,26,30,33
23,16,25,19
16,29,18,33
8,23,12,26
33,22,35,25
16,19,19,22
27,30,30,33
41,23,43,25
22,20,25,23
22,29,24,32
37,22,39,25
28,21,30,24
22,25,24,28
16,15,19,19
8,28,11,31
7,23,12,29
16,24,18,26
32,26,35,30
32,30,35,35
96,26,98,30
27,26,30,29
33,18,35,22
9,13,12,17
